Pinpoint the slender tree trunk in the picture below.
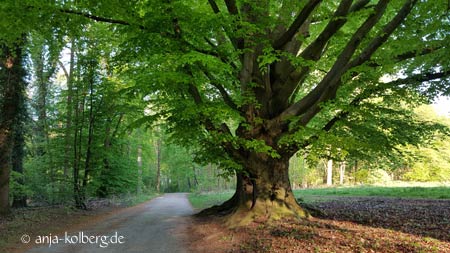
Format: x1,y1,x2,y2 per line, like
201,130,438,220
192,166,199,187
326,159,333,186
82,77,95,189
155,138,161,193
339,161,346,185
35,51,46,155
0,43,26,215
99,118,112,198
137,144,142,194
187,177,191,191
98,113,123,197
300,154,308,189
72,63,86,209
73,93,82,208
61,41,75,178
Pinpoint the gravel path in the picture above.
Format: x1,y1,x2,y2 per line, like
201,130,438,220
25,193,194,253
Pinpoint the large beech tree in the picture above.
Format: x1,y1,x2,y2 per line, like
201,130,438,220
3,0,450,223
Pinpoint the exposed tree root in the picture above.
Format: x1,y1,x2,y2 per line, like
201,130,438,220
197,194,311,228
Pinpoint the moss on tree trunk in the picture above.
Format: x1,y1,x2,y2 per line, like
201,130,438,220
200,154,309,227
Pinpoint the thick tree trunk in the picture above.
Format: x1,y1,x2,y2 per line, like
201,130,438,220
228,155,309,226
0,129,11,215
11,122,26,208
201,154,309,227
0,43,26,215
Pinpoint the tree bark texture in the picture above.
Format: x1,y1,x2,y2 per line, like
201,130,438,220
0,42,26,214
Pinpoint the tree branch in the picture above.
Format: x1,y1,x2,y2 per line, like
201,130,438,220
186,74,241,159
288,68,450,154
58,60,70,81
188,83,203,105
210,82,239,111
386,69,450,87
348,0,418,69
349,0,371,12
325,69,450,132
199,66,239,111
299,0,353,61
271,0,375,109
270,0,353,111
208,0,220,13
224,0,238,15
278,0,390,122
368,43,445,68
272,0,322,50
59,8,144,29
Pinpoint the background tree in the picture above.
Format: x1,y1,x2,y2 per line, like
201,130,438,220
0,40,27,215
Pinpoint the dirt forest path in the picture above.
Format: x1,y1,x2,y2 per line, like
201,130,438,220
25,193,194,253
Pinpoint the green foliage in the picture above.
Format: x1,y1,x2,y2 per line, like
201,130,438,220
188,191,234,209
3,0,450,212
343,167,392,185
9,171,31,201
403,141,450,182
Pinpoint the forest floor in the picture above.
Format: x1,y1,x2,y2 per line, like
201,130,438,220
185,196,450,253
0,200,125,253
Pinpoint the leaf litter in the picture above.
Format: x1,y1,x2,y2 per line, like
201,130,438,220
186,196,450,253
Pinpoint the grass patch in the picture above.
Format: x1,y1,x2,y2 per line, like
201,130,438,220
294,184,450,200
189,183,450,209
188,191,233,209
